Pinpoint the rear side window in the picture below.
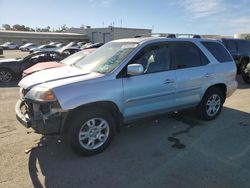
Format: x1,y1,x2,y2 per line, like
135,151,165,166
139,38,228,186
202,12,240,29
237,40,250,53
170,42,208,69
202,42,232,63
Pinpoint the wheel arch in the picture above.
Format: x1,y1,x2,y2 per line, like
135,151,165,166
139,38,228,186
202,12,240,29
204,83,227,103
61,101,123,134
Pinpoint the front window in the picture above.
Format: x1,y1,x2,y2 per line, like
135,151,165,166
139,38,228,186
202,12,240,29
74,42,138,74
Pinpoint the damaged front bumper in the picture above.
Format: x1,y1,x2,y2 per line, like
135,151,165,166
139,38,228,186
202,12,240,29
15,99,66,135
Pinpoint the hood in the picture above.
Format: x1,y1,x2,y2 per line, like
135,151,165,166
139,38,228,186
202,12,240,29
19,65,101,89
23,61,63,75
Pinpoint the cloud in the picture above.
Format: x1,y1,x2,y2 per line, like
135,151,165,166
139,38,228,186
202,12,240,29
87,0,113,8
220,16,250,34
177,0,222,19
171,0,250,34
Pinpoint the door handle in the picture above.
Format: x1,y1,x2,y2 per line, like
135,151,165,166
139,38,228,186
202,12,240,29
164,79,175,84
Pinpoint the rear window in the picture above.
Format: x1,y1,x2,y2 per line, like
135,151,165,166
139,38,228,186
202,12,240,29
202,42,232,63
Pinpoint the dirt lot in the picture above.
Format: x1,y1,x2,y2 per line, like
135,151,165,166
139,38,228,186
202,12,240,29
0,50,29,59
0,51,250,188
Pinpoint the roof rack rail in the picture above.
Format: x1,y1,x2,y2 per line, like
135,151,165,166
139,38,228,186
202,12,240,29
193,35,201,38
166,34,176,38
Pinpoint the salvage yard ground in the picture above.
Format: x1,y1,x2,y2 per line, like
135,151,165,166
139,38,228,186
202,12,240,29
0,51,250,188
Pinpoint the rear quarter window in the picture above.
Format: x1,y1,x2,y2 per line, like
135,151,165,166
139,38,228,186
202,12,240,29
202,42,233,63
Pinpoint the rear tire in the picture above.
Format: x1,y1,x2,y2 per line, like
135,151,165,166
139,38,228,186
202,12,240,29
197,88,224,121
69,108,115,156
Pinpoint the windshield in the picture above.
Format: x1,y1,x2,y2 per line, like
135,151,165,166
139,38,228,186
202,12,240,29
74,42,138,74
61,50,93,65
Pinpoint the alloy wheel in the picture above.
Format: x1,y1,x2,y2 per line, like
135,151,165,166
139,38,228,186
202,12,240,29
78,118,110,150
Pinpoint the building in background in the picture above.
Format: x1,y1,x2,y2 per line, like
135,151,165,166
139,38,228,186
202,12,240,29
3,27,248,46
200,35,234,39
234,33,250,39
66,27,152,43
0,30,88,45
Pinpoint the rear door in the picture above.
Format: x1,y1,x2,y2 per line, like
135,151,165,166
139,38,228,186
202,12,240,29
170,41,212,107
122,43,176,121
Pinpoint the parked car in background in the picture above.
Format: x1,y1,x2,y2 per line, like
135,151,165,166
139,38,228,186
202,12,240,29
23,48,96,77
0,42,19,50
81,43,92,48
221,38,250,72
16,38,237,156
57,46,81,56
65,42,80,48
19,43,38,51
0,47,3,55
0,51,65,82
56,43,65,48
49,42,61,45
81,42,103,49
77,42,86,47
29,44,59,53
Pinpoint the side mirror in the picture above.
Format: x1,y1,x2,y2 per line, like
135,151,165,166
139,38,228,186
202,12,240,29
127,64,144,76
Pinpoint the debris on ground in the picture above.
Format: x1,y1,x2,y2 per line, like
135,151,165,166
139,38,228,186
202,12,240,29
25,142,47,154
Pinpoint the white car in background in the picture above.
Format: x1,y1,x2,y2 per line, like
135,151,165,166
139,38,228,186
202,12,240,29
57,46,81,56
29,44,59,53
19,43,38,51
0,42,19,50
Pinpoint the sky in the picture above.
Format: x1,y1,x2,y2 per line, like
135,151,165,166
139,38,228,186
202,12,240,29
0,0,250,36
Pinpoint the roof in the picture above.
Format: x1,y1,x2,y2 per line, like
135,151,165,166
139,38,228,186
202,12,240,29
112,37,220,44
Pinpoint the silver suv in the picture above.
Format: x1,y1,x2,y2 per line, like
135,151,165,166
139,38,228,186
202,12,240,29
16,37,237,156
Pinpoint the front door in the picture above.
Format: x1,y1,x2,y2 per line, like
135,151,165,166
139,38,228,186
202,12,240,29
122,43,176,121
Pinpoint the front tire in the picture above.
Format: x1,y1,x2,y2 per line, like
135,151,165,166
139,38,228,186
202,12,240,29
69,108,115,156
0,69,13,82
197,88,224,121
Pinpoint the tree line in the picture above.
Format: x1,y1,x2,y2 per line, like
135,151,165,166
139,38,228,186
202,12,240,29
1,24,69,32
